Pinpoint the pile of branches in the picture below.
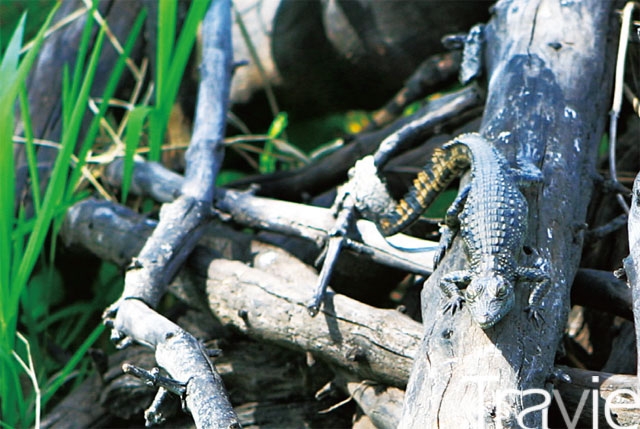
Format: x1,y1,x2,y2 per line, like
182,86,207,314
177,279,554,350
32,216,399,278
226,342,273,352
13,0,640,427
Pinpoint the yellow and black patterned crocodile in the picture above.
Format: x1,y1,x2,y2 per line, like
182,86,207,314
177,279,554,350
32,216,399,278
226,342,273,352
348,132,549,328
376,142,470,236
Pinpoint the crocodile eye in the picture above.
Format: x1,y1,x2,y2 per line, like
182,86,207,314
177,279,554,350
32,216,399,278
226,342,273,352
496,284,509,299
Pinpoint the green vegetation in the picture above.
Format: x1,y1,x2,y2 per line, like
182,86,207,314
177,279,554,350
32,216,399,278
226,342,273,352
121,0,208,200
1,8,60,427
0,0,198,424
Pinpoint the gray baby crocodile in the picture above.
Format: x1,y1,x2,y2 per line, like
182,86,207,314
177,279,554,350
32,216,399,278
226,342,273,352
348,132,549,328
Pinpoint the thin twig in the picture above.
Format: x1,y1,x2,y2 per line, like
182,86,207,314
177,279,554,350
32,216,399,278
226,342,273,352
609,1,639,214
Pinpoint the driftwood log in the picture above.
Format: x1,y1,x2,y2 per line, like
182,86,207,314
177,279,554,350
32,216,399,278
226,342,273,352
100,1,241,427
401,0,618,427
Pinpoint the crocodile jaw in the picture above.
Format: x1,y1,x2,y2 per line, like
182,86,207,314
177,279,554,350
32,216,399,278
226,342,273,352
465,275,515,329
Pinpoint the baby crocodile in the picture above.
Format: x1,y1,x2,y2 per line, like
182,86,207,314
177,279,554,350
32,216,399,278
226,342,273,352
348,132,549,328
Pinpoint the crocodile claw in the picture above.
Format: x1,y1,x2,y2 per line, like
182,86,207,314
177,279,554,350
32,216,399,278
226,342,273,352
525,305,545,327
443,295,465,316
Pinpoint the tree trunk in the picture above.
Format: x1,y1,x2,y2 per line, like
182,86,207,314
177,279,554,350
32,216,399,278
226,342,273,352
400,0,617,427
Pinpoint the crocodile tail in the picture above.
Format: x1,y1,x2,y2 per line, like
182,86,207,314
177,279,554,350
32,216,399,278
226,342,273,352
378,143,470,235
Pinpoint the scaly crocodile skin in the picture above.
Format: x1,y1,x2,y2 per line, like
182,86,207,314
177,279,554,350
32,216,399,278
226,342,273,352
378,144,470,235
370,133,549,328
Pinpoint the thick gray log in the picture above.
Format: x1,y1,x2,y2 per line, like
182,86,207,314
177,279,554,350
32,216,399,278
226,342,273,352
624,172,640,376
401,1,617,427
205,256,421,388
61,198,424,386
550,366,640,427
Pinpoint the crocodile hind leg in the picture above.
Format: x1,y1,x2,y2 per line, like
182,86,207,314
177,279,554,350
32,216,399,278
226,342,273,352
439,270,472,315
434,183,470,268
516,263,550,326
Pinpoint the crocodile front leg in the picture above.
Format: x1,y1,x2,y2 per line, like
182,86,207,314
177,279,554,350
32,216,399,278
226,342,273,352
434,183,471,268
516,262,550,326
440,270,472,315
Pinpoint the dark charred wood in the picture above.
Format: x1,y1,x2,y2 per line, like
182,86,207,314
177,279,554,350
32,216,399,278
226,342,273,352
571,268,633,321
259,0,490,118
365,51,462,131
601,320,637,375
228,85,484,201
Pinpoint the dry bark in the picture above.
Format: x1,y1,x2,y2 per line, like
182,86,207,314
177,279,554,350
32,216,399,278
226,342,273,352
101,1,239,426
400,1,617,427
59,194,640,427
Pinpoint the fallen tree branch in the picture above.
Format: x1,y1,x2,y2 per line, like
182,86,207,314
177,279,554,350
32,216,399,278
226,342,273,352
60,197,640,427
103,160,440,275
62,198,423,387
225,84,484,201
101,1,239,426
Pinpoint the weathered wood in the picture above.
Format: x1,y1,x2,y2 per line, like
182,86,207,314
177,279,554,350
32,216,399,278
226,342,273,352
61,198,423,386
43,339,350,428
102,160,440,275
624,172,640,376
333,368,405,429
60,196,640,426
550,366,640,428
204,254,421,388
401,1,617,427
102,2,239,427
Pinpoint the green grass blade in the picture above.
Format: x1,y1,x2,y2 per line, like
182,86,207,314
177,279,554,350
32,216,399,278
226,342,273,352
69,0,98,105
12,26,107,314
61,61,71,130
260,112,288,173
0,112,17,326
148,0,209,162
66,8,148,199
18,84,41,213
0,15,27,325
0,14,25,98
122,106,151,201
0,13,38,422
165,0,209,100
157,0,177,108
0,3,58,107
